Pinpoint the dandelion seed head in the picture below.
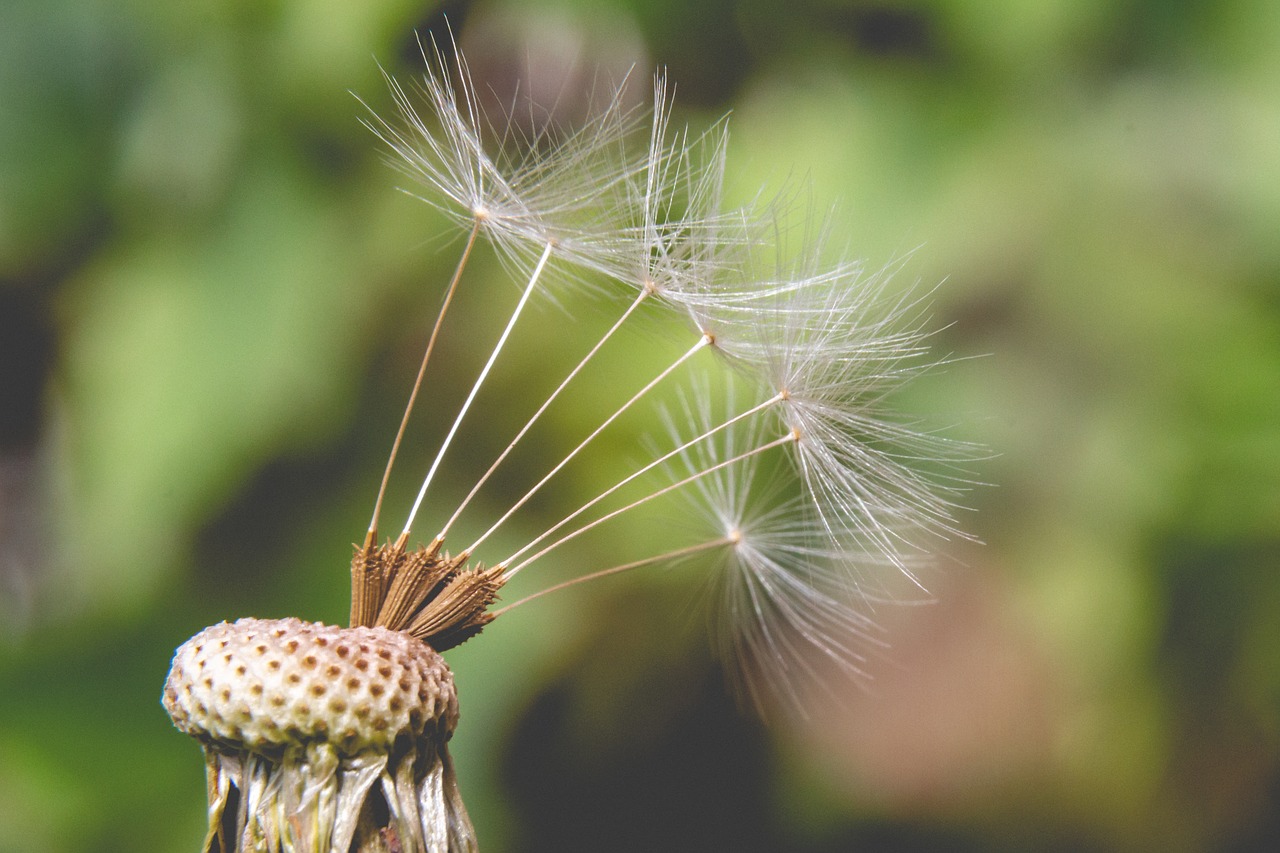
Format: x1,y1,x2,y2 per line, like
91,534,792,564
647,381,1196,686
167,38,977,849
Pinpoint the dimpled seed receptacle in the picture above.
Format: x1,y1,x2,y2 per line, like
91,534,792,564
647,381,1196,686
163,617,477,853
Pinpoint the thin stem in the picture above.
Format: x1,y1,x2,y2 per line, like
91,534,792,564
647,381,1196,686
504,392,783,569
402,241,555,539
464,332,713,556
368,218,482,541
436,287,652,542
491,536,735,617
504,430,797,577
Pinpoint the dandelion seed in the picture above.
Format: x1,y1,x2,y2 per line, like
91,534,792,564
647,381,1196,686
663,392,912,719
710,245,975,572
163,38,970,852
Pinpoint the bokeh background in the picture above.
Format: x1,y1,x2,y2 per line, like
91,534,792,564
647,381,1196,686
2,0,1279,850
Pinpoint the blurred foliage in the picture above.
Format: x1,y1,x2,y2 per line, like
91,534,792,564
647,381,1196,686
1,0,1278,851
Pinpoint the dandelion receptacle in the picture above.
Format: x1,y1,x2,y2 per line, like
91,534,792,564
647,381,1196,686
162,38,971,853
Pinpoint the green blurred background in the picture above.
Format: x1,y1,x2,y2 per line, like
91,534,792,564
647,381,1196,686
2,0,1278,850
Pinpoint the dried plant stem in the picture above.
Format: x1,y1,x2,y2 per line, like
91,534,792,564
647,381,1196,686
464,332,714,556
402,240,555,539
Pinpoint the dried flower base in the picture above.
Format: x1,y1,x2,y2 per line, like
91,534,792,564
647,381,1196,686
164,618,476,853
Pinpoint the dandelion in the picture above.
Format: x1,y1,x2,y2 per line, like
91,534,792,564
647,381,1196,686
163,37,969,852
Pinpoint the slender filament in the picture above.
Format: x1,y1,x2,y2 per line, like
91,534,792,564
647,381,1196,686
436,287,652,542
402,241,555,538
504,393,783,569
367,218,481,541
464,332,713,556
504,430,797,576
491,536,735,616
